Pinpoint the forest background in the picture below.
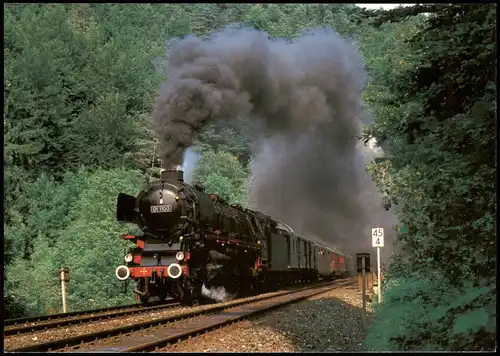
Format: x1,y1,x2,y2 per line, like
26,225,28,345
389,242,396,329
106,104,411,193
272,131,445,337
3,3,495,351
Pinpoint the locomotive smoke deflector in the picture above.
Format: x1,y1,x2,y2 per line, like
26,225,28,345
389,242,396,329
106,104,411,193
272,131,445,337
116,193,137,223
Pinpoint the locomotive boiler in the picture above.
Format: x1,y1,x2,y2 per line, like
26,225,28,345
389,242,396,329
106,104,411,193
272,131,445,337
115,168,350,305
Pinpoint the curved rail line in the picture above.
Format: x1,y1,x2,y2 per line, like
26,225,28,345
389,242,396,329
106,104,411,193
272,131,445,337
123,280,356,353
4,299,178,336
7,279,353,353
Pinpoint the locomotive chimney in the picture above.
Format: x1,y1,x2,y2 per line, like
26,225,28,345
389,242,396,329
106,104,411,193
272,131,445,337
160,167,184,182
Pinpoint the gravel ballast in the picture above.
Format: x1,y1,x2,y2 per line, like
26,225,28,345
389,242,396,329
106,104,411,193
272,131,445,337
3,288,296,351
156,282,372,352
70,285,338,352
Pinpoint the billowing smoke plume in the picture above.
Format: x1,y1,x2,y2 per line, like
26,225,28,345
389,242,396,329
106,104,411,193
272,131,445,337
181,146,201,184
153,25,365,167
153,25,397,256
249,134,398,258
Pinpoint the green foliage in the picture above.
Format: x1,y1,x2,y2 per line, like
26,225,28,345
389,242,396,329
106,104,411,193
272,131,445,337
365,273,495,351
7,238,62,316
3,4,169,176
5,168,143,315
4,169,90,260
364,4,496,351
192,149,250,206
368,3,496,284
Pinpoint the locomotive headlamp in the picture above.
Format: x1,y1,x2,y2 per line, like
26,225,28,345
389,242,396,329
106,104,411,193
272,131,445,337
176,251,185,261
115,265,130,281
167,263,183,279
124,253,133,263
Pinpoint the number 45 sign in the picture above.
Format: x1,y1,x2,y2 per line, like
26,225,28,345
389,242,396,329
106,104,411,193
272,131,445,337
372,228,384,248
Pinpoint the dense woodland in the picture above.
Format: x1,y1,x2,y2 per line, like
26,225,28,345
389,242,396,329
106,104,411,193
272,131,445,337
3,4,496,351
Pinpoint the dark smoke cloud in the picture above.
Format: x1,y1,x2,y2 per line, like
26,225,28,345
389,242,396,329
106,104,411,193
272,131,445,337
153,25,397,257
152,25,365,167
248,135,398,258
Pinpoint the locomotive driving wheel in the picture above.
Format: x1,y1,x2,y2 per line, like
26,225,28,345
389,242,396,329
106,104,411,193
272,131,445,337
135,280,150,304
158,290,168,301
169,282,188,304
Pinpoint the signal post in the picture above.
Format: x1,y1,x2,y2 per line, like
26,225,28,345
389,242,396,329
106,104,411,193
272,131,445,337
371,228,384,304
356,252,370,328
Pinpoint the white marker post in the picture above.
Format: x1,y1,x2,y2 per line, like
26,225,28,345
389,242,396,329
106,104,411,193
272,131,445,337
59,267,70,313
372,228,384,304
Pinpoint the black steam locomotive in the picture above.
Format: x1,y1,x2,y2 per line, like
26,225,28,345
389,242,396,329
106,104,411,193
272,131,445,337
115,169,348,304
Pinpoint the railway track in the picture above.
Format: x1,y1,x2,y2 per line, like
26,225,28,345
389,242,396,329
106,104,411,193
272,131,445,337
7,279,355,353
4,299,179,336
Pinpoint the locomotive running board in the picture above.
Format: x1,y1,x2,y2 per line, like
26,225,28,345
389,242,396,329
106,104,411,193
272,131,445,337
204,234,260,250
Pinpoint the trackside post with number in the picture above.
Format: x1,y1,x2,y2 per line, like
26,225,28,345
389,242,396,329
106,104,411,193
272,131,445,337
372,228,384,304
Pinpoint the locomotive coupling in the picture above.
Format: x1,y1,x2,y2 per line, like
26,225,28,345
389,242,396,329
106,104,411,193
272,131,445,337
115,265,131,280
167,263,183,279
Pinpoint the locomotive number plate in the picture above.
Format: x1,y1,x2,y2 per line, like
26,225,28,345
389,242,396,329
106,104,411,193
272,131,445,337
150,205,173,213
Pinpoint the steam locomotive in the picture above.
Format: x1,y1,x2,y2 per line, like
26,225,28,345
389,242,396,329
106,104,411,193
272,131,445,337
115,169,350,304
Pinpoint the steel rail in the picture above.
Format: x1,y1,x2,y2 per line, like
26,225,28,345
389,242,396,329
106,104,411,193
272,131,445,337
4,300,180,336
7,281,343,353
123,280,356,352
4,298,174,327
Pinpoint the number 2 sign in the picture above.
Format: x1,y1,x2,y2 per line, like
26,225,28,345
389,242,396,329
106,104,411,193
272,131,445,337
372,228,384,248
